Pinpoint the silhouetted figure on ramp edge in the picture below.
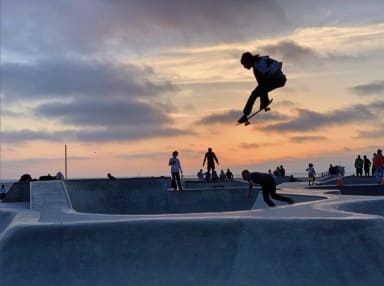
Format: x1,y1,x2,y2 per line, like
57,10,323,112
202,147,219,179
242,169,294,207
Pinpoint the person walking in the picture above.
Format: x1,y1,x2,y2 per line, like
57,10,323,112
305,163,316,186
169,150,183,191
242,169,294,207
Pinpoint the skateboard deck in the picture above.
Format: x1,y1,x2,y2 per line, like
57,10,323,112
236,98,273,126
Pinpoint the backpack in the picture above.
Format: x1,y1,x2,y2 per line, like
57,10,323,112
255,56,286,89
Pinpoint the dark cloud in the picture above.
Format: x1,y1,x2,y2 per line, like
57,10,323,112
2,59,174,102
197,109,288,125
3,0,383,61
2,58,178,130
238,143,261,149
259,40,364,66
261,104,376,132
261,40,318,62
2,126,192,144
1,57,187,143
350,80,384,96
1,0,288,58
353,128,384,139
290,135,328,143
34,98,172,127
1,129,62,143
197,110,239,125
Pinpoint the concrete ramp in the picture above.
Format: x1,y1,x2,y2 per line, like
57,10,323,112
0,211,15,234
64,178,255,214
30,180,69,211
1,218,384,286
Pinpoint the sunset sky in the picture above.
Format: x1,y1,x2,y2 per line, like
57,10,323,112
1,0,383,180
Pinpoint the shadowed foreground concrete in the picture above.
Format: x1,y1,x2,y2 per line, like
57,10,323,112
1,177,384,286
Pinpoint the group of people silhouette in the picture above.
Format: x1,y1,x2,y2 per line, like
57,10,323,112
354,150,384,184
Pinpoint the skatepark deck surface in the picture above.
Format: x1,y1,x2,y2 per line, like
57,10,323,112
1,177,384,286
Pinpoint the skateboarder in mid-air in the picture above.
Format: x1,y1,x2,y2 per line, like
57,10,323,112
237,52,287,124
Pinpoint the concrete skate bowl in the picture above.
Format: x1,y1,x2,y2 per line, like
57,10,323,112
64,178,326,214
338,185,384,196
336,198,384,217
64,178,259,214
2,217,384,286
0,211,15,233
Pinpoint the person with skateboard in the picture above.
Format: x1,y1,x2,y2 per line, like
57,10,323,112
241,169,294,207
169,150,183,191
237,51,287,124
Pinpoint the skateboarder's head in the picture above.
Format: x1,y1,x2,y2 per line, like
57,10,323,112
241,52,253,69
172,150,178,157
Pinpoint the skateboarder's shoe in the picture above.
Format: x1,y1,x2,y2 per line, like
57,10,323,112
237,115,248,124
260,99,273,110
288,198,295,205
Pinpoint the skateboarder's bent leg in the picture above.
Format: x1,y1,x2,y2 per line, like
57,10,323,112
242,86,262,116
262,189,276,207
259,87,271,110
270,189,295,204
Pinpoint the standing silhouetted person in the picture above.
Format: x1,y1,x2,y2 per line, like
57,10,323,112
363,155,371,176
354,155,363,176
202,147,219,179
169,150,183,191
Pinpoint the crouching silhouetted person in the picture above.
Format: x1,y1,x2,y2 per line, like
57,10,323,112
242,169,294,207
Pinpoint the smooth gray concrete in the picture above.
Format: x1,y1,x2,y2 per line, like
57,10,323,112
1,178,384,286
65,178,256,214
31,180,70,211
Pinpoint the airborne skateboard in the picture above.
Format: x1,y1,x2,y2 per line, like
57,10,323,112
236,98,273,126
